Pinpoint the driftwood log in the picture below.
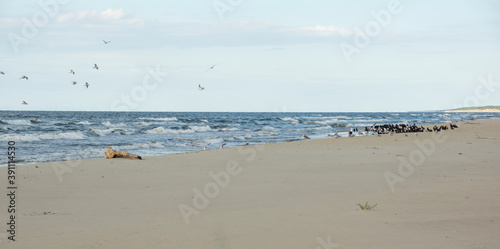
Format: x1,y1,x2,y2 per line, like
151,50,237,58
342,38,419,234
104,146,142,160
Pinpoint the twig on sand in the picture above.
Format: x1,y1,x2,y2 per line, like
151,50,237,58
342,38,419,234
476,135,500,140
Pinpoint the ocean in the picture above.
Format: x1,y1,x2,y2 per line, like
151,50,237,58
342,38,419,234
1,111,499,166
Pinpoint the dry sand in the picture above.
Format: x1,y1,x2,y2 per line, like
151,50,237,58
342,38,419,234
1,119,499,249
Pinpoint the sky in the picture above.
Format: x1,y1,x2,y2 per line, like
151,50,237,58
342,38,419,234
1,0,499,112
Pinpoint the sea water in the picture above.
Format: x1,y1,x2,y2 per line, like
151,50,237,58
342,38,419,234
0,111,498,166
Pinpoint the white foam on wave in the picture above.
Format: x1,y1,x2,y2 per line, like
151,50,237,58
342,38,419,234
310,125,333,130
143,125,214,134
259,126,276,131
347,123,374,128
2,120,32,126
138,117,178,122
349,119,385,123
116,142,165,151
203,138,224,145
312,118,341,125
135,122,150,126
75,121,92,125
189,125,213,132
0,131,85,142
201,119,209,123
306,116,350,120
219,127,239,132
278,117,299,124
234,134,252,140
101,121,126,127
143,127,194,134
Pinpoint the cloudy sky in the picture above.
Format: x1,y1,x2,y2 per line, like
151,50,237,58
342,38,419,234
1,0,499,112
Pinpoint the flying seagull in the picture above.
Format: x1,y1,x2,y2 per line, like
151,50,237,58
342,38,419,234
93,64,99,70
22,101,28,105
203,143,211,150
198,84,205,91
0,71,4,75
84,82,89,88
20,75,28,80
69,70,75,74
71,81,77,85
103,40,111,44
206,64,217,71
220,143,227,149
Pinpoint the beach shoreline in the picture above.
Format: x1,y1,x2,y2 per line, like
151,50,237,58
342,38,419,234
2,111,500,168
443,107,500,113
1,118,499,248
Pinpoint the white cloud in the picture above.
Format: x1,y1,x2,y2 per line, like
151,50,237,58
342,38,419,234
57,8,130,22
288,25,353,37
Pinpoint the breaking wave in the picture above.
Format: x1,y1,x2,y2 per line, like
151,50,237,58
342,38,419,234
138,117,178,122
101,121,126,127
0,131,85,142
75,121,92,125
0,119,32,126
278,117,299,124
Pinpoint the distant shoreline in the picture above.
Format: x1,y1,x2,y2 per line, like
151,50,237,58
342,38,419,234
444,108,500,113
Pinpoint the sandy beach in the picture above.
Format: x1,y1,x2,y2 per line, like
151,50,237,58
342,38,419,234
444,107,500,113
445,109,500,113
1,119,499,249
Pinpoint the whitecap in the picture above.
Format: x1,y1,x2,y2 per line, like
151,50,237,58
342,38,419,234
203,138,224,145
220,127,239,132
2,120,32,126
135,122,150,126
312,118,341,125
278,117,299,124
189,125,213,132
101,121,126,127
310,125,333,130
347,123,375,128
116,142,165,151
143,127,194,134
138,117,178,122
234,135,250,140
0,131,85,142
75,121,92,125
258,126,276,131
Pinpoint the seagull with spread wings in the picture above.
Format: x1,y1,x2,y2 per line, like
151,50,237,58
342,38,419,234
206,64,217,71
